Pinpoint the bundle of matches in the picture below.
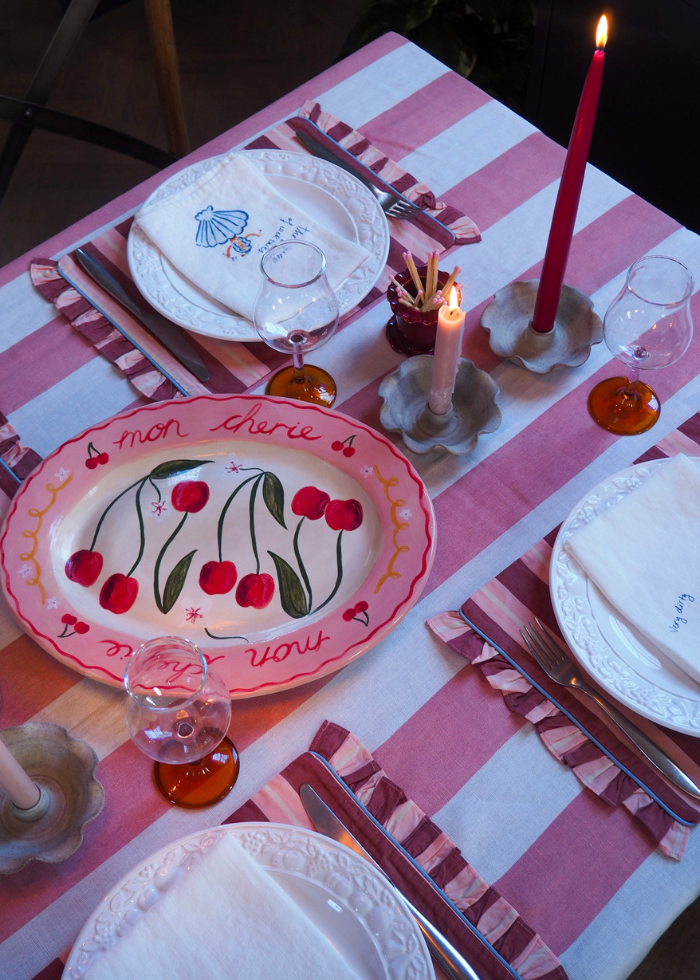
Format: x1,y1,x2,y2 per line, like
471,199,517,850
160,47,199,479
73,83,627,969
390,251,461,312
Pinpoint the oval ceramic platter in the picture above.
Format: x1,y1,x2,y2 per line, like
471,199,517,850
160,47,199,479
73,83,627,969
63,823,434,980
0,395,435,697
127,149,390,342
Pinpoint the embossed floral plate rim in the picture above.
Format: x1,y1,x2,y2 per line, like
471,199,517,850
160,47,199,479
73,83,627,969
127,149,390,342
550,457,700,735
0,394,436,697
62,822,434,980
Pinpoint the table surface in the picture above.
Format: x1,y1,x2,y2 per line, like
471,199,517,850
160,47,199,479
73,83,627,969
2,31,700,980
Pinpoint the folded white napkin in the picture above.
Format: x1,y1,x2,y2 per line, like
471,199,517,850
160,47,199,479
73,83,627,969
84,833,361,980
564,453,700,683
135,152,369,321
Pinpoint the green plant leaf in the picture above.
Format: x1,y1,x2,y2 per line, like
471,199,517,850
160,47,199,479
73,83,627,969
262,472,286,528
268,551,308,618
161,549,196,614
149,459,212,480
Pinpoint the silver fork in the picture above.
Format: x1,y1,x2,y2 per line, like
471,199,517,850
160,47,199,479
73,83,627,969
521,618,700,800
373,190,421,219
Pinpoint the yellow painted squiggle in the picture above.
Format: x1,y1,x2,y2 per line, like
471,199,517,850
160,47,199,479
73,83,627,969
18,473,73,604
372,465,410,593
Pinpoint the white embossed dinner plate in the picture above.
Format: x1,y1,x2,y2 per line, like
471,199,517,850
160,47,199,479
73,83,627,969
0,395,435,696
550,457,700,734
127,149,390,341
62,822,434,980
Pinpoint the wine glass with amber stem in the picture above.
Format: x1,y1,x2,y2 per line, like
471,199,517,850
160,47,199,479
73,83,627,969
124,636,239,808
254,240,339,407
588,255,694,435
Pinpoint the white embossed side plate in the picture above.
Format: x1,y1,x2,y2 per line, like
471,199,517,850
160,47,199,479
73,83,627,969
63,823,434,980
551,458,700,735
127,149,390,341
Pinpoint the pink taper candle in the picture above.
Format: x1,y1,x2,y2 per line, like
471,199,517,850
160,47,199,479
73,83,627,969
531,15,608,333
429,287,466,415
0,738,41,810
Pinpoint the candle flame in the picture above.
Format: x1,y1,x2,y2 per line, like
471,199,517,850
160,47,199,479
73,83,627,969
596,14,608,48
449,285,460,309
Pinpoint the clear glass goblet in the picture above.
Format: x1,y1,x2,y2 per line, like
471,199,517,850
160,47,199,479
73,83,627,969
254,240,340,407
124,636,239,808
588,254,694,435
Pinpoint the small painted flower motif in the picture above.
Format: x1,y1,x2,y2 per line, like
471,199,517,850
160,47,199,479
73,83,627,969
46,596,59,609
397,507,412,521
224,460,241,474
151,500,168,517
185,606,204,623
360,465,374,478
18,564,33,579
55,468,71,483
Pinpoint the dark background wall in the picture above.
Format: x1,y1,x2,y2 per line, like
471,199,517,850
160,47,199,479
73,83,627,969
527,0,700,234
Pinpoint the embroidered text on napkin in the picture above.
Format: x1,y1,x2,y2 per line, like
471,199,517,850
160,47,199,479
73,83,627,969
565,453,700,683
135,153,369,321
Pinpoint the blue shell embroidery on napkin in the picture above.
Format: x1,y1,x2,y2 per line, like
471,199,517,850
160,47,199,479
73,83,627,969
195,206,251,249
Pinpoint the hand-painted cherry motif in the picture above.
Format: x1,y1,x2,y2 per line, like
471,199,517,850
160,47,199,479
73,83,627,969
58,614,91,638
99,573,139,614
199,560,237,595
171,480,210,513
85,442,109,469
331,434,356,457
342,600,369,625
236,573,275,609
325,498,363,532
291,486,330,521
65,549,104,587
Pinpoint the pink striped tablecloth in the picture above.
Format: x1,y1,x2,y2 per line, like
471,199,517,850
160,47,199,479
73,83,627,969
2,31,700,980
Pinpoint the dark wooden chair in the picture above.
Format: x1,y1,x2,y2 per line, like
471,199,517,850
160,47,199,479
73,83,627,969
0,0,190,204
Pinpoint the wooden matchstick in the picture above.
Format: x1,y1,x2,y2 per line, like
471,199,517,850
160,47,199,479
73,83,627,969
402,252,424,297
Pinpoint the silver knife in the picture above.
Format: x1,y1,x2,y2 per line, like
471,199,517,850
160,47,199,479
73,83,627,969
289,117,456,248
300,783,483,980
74,248,210,382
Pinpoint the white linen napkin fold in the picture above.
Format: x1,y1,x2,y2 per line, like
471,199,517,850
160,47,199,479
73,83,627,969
564,453,700,683
84,833,361,980
135,152,369,321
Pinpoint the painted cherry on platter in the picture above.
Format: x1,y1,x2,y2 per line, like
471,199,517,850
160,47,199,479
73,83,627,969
99,573,139,614
325,499,363,532
236,573,275,609
171,481,210,513
199,560,237,595
291,486,330,521
65,550,104,587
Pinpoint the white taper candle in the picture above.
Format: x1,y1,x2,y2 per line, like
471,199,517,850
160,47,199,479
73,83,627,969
0,738,41,810
428,287,466,415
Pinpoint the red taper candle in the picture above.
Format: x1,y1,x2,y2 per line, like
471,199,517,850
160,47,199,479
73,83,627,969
531,15,608,333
